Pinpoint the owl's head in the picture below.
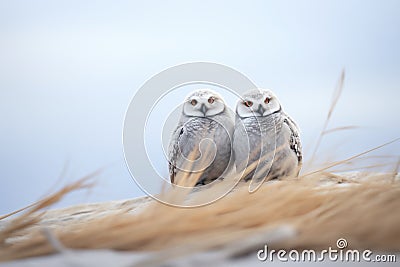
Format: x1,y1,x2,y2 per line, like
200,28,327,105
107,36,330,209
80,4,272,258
183,89,226,117
236,89,281,118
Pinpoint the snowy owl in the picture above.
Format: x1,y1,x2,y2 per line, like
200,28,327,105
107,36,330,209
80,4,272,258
168,89,234,186
233,88,302,183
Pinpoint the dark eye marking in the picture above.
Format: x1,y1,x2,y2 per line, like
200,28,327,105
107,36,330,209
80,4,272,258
243,100,253,107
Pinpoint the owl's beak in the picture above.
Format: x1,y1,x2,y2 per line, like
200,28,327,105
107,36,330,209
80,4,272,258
257,104,266,116
200,104,208,116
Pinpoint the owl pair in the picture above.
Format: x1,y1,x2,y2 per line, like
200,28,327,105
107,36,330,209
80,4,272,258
168,88,302,186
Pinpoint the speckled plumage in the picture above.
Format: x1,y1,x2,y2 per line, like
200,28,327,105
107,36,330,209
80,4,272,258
233,89,302,182
168,89,234,185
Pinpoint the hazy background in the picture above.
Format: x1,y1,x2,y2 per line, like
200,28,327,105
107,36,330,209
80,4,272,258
0,0,399,215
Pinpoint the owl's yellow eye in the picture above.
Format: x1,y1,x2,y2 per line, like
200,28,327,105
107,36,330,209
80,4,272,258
243,100,253,107
208,97,215,104
264,97,271,104
191,99,197,106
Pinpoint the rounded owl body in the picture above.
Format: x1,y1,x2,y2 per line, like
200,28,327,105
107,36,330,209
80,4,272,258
233,89,302,182
168,89,234,186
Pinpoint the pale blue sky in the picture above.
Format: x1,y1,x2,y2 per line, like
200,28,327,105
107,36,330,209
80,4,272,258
0,0,399,215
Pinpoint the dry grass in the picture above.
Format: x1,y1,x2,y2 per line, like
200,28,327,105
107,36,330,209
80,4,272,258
0,161,399,262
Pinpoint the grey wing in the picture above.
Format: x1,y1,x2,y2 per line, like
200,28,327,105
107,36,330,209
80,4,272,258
232,118,251,173
168,124,185,183
282,114,302,164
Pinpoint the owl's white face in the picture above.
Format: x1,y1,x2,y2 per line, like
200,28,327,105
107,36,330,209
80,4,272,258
183,89,226,117
236,89,281,118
